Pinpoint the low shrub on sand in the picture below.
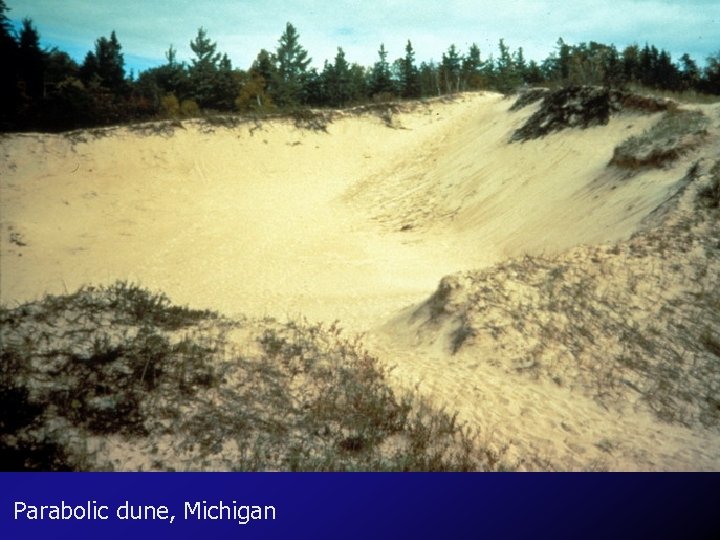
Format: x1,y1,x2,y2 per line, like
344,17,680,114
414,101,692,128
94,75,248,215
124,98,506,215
0,282,499,471
610,109,709,170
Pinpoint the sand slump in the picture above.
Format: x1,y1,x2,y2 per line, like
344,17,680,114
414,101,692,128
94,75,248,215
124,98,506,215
2,91,719,470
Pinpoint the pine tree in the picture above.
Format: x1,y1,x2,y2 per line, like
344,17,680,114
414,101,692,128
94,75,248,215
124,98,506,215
322,47,353,106
369,43,394,97
274,22,311,106
679,53,700,91
399,40,420,98
622,44,640,83
80,31,127,95
0,0,19,127
155,45,189,97
214,52,239,110
495,39,519,92
18,19,45,101
514,47,527,83
462,43,482,90
702,52,720,94
188,27,221,107
441,44,461,93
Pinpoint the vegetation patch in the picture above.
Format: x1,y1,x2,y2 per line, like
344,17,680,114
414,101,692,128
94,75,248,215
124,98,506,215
0,282,499,471
509,88,550,111
412,164,720,429
697,160,720,209
291,109,332,132
511,86,673,141
610,109,709,169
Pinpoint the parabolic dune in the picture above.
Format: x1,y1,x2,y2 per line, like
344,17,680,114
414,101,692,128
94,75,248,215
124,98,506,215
2,89,719,470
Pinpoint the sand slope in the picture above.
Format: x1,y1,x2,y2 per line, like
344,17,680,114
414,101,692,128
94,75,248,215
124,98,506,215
2,91,718,470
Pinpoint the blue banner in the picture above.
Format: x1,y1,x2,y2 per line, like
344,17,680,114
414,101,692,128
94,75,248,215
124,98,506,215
1,473,718,539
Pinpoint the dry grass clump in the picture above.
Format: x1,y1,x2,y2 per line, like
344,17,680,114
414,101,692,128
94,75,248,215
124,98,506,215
610,109,709,170
1,282,494,471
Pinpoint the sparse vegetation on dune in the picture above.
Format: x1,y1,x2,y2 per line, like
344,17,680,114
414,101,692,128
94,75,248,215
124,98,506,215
510,86,673,141
411,161,720,430
2,85,719,471
698,161,720,209
0,283,502,471
610,109,710,170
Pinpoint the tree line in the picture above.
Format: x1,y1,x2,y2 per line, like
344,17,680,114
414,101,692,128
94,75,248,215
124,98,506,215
1,0,719,132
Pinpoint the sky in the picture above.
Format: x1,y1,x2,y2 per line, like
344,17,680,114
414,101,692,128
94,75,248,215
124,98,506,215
7,0,720,75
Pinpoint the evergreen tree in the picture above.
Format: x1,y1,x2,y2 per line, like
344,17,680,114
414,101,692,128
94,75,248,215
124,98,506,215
158,45,189,97
524,60,544,84
557,38,571,80
418,60,440,96
274,22,311,106
679,53,700,91
462,43,483,90
441,44,461,93
214,52,239,109
18,18,45,101
81,31,127,95
0,0,19,127
369,43,394,97
348,63,368,102
322,47,354,106
703,52,720,94
399,40,420,98
655,49,679,90
514,46,527,83
622,44,640,83
188,27,221,107
495,39,520,92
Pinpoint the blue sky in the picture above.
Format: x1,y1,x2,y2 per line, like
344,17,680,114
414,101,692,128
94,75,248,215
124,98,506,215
8,0,720,75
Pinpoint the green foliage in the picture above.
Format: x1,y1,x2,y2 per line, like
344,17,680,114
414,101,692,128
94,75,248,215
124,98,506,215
81,31,127,96
1,8,719,132
441,44,462,93
273,22,311,106
369,43,395,97
17,19,44,101
187,28,238,109
235,74,275,111
399,40,421,98
160,93,180,117
320,47,364,107
180,98,199,117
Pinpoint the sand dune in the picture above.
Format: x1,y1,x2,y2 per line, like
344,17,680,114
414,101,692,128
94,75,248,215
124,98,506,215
2,91,718,470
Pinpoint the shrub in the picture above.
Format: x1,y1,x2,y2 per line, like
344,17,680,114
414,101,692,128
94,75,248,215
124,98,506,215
610,109,709,169
180,99,200,117
159,93,180,117
698,161,720,209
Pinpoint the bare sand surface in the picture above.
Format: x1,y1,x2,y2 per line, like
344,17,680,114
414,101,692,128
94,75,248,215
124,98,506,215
2,92,718,470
